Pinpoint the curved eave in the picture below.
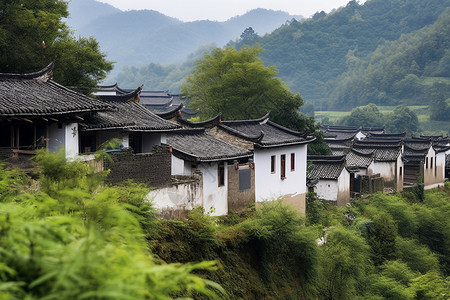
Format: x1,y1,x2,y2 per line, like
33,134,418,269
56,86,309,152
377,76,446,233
0,106,110,118
255,136,316,149
266,120,308,137
98,85,142,102
155,103,184,119
0,62,54,80
177,112,222,128
220,112,270,126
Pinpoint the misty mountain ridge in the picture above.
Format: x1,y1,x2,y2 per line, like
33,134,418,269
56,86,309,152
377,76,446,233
66,0,303,76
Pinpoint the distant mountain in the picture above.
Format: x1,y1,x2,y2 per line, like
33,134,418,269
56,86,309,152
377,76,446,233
66,0,302,73
233,0,450,108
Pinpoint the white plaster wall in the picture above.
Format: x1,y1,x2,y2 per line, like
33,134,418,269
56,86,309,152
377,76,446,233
142,133,161,153
47,123,65,153
254,144,307,202
436,151,446,183
356,131,366,140
197,163,228,216
314,179,338,201
367,161,375,176
64,123,79,160
373,161,396,184
396,154,404,191
146,181,202,211
171,155,192,175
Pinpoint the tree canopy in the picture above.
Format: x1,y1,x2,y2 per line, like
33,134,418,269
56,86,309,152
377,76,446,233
182,46,303,121
0,0,113,94
182,45,330,154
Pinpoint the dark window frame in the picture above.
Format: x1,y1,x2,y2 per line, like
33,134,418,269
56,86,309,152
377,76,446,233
271,155,276,173
290,153,295,171
281,154,286,179
218,163,225,187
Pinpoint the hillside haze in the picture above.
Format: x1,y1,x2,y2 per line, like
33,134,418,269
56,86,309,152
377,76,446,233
66,0,302,69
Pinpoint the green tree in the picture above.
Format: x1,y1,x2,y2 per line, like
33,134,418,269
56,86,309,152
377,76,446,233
340,103,385,127
318,227,371,300
0,0,113,94
182,46,303,121
384,106,419,134
429,82,450,121
0,152,223,299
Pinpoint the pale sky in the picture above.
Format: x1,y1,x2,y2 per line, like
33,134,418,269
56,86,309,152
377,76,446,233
97,0,366,22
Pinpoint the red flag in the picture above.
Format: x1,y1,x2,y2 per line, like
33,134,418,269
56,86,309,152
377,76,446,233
42,41,46,49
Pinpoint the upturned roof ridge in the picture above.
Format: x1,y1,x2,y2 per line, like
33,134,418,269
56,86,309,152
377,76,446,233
177,112,222,128
0,62,54,80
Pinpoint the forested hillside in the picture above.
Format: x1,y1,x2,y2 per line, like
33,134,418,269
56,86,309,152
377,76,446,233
1,152,449,299
252,0,449,107
331,9,450,109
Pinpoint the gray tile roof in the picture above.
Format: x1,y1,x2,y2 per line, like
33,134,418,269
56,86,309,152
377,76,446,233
79,95,180,132
352,146,401,162
220,113,315,148
307,155,346,180
346,149,374,168
0,63,111,118
165,129,252,162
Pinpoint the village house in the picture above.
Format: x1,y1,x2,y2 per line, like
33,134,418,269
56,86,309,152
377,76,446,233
307,155,352,205
154,128,254,216
0,63,111,164
352,137,404,192
203,113,316,214
403,137,449,189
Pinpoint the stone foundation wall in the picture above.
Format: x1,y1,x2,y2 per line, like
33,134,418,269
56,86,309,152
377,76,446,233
147,174,203,219
227,163,255,213
103,146,171,187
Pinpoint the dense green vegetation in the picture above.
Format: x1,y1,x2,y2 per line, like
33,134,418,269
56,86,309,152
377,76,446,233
1,151,449,299
0,0,113,94
151,188,450,299
0,151,223,299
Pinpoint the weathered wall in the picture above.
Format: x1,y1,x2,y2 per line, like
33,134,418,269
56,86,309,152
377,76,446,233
357,173,384,194
64,123,79,160
147,174,203,219
314,179,338,202
197,162,228,216
227,163,255,213
396,155,404,192
103,146,171,187
373,161,397,187
207,127,254,150
424,149,445,189
282,193,306,215
337,169,350,206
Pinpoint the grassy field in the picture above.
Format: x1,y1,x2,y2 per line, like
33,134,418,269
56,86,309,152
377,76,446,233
314,105,450,135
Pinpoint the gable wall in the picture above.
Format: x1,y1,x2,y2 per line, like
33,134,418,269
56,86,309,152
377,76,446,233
314,179,338,202
254,144,307,213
